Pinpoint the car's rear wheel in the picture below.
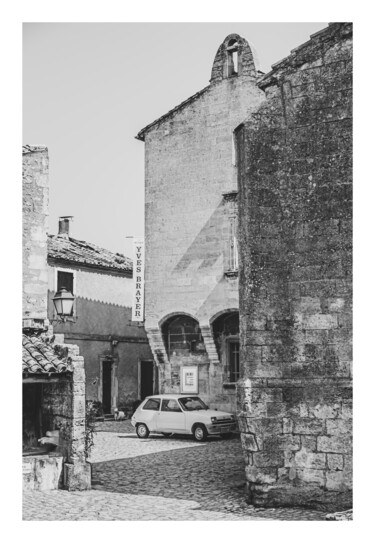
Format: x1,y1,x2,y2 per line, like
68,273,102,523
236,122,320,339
136,423,149,438
193,424,207,442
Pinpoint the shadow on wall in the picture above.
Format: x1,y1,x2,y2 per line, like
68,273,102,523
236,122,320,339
173,199,228,273
47,293,145,337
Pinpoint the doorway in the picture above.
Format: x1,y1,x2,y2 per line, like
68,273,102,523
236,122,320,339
102,359,113,414
140,360,154,399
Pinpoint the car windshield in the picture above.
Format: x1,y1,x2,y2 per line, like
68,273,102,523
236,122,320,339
178,396,208,411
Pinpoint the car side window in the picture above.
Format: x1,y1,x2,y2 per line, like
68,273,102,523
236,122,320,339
161,399,182,412
143,398,161,411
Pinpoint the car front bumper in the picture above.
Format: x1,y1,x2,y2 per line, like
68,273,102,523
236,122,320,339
206,423,237,435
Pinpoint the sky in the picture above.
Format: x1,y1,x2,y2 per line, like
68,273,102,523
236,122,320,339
23,23,328,257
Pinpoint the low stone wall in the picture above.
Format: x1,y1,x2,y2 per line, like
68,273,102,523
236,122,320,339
23,455,64,490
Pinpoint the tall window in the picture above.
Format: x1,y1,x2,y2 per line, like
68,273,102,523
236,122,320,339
228,216,238,272
228,340,240,382
227,39,239,76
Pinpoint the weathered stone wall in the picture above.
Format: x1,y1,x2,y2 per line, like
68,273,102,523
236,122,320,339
142,34,265,411
23,146,49,321
41,342,91,490
237,23,352,510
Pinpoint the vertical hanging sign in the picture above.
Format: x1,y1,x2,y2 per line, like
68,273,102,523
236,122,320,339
132,238,144,322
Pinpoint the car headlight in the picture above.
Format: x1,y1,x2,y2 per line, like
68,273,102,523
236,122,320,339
211,417,217,423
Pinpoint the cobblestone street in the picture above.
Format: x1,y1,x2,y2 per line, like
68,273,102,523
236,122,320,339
23,421,327,521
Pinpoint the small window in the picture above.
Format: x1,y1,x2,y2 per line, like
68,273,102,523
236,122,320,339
232,133,237,166
161,399,182,412
56,270,74,316
143,398,160,411
57,271,74,294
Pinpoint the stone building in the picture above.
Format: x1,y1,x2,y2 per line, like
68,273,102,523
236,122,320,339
136,34,265,412
236,23,352,510
47,219,153,414
22,145,91,490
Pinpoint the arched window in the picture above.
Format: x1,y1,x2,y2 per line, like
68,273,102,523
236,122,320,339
227,39,239,77
212,311,240,382
161,315,205,356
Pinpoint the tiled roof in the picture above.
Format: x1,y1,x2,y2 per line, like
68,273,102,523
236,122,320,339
22,145,48,154
47,235,133,275
23,334,72,374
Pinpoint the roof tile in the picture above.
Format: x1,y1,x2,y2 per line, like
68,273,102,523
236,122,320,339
47,235,133,275
22,334,72,374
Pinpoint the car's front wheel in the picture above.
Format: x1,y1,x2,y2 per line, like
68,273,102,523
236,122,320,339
193,424,207,442
136,423,150,438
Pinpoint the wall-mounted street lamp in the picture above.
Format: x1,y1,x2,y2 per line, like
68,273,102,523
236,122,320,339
52,287,75,322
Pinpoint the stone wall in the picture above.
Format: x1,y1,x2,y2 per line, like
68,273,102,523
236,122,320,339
140,34,265,411
41,341,91,490
236,23,352,511
22,146,49,322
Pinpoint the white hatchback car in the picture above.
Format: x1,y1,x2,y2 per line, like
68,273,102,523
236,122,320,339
131,394,237,441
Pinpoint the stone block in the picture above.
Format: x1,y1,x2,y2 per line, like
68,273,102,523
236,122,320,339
295,314,338,330
294,418,325,435
294,447,326,469
277,434,301,451
327,453,344,471
23,455,64,491
250,387,283,403
28,254,46,269
253,450,284,468
296,468,325,486
240,432,259,451
243,417,283,437
283,417,294,434
72,396,86,418
317,434,351,454
300,435,317,451
325,470,350,491
341,402,352,420
245,466,278,484
326,419,352,436
72,382,86,395
64,461,91,491
245,402,268,418
310,402,341,419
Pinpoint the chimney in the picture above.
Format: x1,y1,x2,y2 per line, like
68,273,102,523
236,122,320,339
58,216,73,238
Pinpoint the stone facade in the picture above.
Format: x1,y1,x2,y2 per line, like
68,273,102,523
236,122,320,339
137,34,265,411
22,146,49,326
236,23,352,510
